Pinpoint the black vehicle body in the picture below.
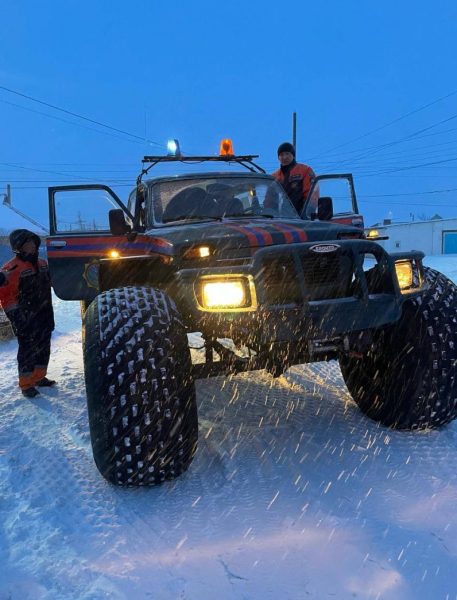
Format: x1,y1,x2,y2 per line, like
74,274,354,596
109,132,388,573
45,154,457,486
47,170,423,375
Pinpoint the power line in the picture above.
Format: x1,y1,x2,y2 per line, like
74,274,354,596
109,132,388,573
359,174,457,179
356,155,457,176
0,98,146,146
361,187,457,197
328,113,457,168
0,162,88,181
317,137,457,168
0,179,133,183
7,184,135,190
358,199,457,207
2,162,139,166
309,88,457,159
0,84,164,148
312,126,457,162
0,169,138,174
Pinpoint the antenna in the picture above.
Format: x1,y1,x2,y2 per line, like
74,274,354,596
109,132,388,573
1,185,49,233
292,112,297,152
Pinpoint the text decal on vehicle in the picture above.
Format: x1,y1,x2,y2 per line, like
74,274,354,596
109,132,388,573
309,244,341,253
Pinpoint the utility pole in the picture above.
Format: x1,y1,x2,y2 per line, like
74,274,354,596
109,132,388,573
1,185,49,233
292,112,297,152
77,211,85,231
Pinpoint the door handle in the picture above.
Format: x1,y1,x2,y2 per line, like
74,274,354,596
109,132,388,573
49,240,67,248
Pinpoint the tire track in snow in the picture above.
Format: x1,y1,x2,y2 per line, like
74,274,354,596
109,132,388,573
2,292,457,598
0,329,129,599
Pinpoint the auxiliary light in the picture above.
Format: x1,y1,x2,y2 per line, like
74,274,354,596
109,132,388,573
395,260,414,290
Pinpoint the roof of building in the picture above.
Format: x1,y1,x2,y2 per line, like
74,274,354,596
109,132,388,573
368,216,457,229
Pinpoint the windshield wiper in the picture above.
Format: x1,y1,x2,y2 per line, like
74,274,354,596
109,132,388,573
162,215,223,223
225,212,275,219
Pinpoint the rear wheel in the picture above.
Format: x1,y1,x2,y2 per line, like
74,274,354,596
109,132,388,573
340,267,457,429
83,286,198,485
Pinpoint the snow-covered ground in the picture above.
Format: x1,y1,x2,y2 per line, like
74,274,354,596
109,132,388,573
1,256,456,600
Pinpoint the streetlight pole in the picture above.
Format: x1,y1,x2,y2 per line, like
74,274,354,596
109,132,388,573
2,185,49,233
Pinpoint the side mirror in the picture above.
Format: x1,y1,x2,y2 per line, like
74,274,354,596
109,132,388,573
109,209,130,235
317,196,333,221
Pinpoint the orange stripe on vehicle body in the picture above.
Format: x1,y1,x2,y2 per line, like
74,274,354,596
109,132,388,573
248,225,274,245
280,223,308,242
222,223,261,246
267,223,295,243
46,249,165,258
46,235,174,258
53,235,172,248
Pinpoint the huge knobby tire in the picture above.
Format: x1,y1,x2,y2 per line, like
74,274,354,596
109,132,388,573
83,286,198,485
340,267,457,430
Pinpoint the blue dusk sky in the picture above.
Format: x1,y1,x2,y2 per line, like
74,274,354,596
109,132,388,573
0,0,456,231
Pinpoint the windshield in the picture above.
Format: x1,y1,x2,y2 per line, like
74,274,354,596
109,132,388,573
148,176,300,225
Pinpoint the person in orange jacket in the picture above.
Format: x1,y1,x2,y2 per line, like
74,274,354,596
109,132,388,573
272,142,318,215
0,229,55,398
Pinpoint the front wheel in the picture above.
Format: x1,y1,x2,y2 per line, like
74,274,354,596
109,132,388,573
340,267,457,429
83,286,198,485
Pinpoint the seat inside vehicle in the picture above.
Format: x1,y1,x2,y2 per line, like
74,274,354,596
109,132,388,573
162,187,218,221
206,183,244,216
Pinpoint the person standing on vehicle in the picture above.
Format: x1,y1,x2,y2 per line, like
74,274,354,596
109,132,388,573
0,229,55,398
272,142,318,215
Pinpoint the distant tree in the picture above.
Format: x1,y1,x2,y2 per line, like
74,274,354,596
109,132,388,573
431,213,442,220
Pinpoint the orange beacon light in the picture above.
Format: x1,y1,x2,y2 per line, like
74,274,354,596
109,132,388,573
219,139,234,156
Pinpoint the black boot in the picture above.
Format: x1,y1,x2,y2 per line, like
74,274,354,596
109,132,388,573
36,377,56,387
22,387,39,398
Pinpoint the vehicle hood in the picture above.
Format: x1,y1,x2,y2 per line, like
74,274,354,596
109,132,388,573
147,218,362,258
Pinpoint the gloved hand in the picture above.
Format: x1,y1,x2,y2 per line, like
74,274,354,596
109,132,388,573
0,272,6,287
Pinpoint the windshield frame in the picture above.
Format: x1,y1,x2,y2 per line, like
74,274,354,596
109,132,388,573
145,172,301,227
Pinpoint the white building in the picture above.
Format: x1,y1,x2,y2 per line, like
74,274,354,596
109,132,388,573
366,217,457,255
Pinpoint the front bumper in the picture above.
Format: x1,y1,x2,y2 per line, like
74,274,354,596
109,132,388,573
173,240,425,346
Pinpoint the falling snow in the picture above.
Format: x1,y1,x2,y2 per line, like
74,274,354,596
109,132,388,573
0,256,456,598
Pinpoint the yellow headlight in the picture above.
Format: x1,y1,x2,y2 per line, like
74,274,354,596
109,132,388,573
109,250,120,258
201,280,246,309
395,260,413,290
367,229,379,239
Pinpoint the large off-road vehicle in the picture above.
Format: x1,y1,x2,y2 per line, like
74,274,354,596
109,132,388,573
46,144,457,486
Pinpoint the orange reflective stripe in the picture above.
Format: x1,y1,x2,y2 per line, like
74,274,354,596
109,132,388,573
19,372,36,390
32,367,47,384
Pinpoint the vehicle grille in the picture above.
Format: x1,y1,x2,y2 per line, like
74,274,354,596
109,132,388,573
260,256,301,304
301,254,340,286
261,251,353,304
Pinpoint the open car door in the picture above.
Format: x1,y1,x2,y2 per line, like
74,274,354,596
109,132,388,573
301,174,364,229
47,185,133,301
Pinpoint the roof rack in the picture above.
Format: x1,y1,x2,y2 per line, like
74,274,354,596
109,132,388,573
137,154,266,185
